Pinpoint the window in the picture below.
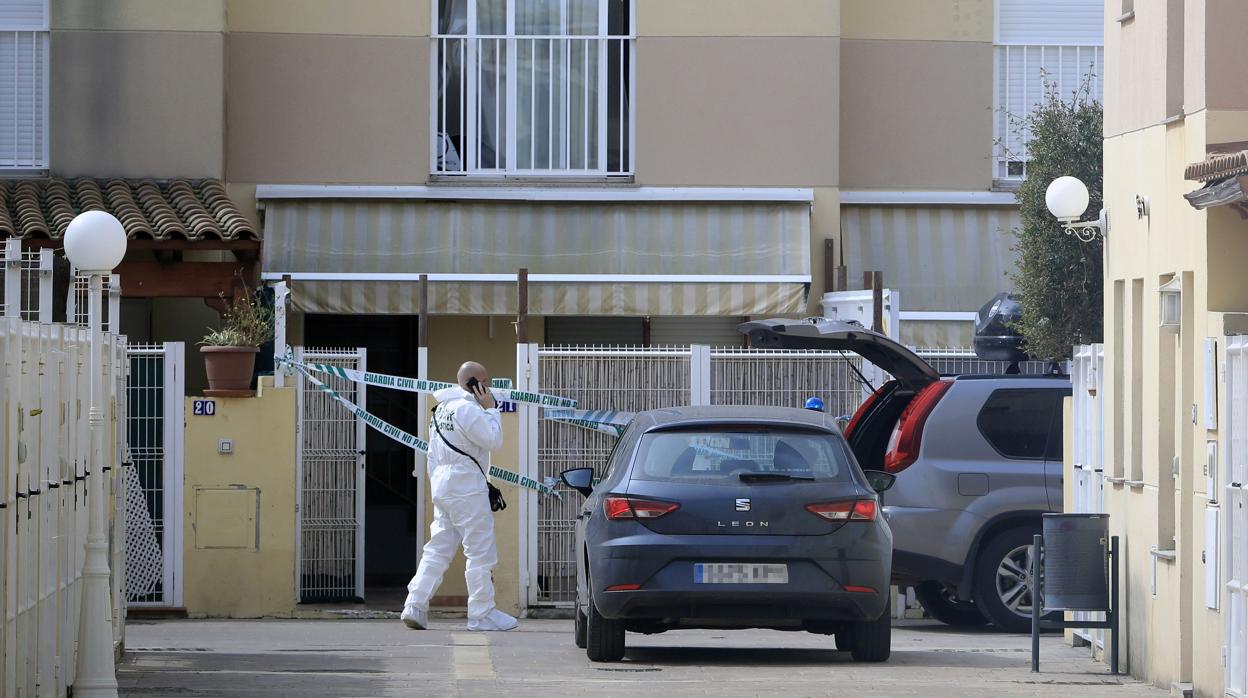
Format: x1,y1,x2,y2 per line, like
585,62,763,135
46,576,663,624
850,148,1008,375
0,0,48,170
630,428,852,485
994,0,1103,181
433,0,633,177
976,389,1061,460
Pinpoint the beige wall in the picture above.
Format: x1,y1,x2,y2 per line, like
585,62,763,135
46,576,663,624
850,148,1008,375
1103,2,1180,138
1101,94,1242,693
226,33,429,184
53,0,224,31
50,31,224,178
183,382,298,618
226,0,430,36
1204,1,1248,111
839,39,992,190
635,38,838,187
637,0,838,37
841,0,992,42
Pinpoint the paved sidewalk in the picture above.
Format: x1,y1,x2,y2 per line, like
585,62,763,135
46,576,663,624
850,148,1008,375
118,618,1164,697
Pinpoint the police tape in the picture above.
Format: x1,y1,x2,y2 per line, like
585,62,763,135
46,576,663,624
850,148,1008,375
544,409,634,427
276,356,577,408
291,363,561,499
545,416,626,437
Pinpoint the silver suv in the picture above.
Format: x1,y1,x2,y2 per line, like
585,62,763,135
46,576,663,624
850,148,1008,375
740,319,1070,632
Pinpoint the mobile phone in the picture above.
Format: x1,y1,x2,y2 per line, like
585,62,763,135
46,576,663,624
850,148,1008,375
466,377,481,393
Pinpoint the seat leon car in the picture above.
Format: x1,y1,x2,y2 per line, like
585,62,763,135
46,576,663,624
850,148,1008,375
560,406,896,663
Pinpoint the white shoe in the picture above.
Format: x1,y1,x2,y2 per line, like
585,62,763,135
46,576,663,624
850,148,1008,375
401,604,428,630
466,608,519,632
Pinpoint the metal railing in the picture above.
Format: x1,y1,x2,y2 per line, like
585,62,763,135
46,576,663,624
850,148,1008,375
1,265,127,695
994,43,1104,181
295,346,367,603
433,2,634,177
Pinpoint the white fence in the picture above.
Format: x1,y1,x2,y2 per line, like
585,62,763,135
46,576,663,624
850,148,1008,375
1070,343,1106,649
1,300,128,694
124,343,186,608
294,346,368,603
1223,336,1248,697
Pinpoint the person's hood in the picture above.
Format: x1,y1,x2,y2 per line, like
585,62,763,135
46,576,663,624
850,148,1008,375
434,386,471,403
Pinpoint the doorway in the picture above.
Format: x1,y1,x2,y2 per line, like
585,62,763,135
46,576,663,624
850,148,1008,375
304,314,424,602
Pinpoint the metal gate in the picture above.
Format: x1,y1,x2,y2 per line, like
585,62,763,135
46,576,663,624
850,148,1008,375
525,345,870,606
295,346,367,602
123,343,186,608
1224,336,1248,697
1070,343,1105,647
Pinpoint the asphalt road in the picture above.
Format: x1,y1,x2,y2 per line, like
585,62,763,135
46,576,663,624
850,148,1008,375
118,617,1166,697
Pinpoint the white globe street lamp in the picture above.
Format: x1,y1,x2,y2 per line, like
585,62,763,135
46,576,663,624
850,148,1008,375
63,210,126,698
1045,175,1107,242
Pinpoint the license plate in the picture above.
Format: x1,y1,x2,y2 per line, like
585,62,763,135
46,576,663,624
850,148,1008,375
694,563,788,584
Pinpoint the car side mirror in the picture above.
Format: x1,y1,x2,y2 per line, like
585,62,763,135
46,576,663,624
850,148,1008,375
863,470,896,494
560,467,595,497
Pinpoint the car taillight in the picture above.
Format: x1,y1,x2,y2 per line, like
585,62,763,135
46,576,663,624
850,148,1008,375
883,381,951,474
604,496,680,520
805,499,878,522
843,381,895,438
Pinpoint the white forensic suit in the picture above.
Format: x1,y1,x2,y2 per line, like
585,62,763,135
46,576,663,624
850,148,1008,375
405,387,512,628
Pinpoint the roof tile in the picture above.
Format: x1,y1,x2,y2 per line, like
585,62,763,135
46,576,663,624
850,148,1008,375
0,178,258,241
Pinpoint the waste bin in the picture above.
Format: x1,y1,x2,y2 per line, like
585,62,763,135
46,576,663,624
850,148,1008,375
1041,513,1109,611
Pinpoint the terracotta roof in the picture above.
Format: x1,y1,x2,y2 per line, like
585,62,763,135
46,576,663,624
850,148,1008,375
1185,150,1248,182
0,178,257,241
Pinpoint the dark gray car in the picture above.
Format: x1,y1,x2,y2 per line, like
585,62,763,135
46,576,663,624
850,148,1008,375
740,319,1071,632
561,406,896,662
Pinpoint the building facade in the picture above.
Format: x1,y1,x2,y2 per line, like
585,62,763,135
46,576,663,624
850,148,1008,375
1098,1,1248,695
0,0,1103,616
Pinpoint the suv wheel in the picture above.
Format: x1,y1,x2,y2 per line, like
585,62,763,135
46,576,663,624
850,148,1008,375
849,610,891,662
585,586,626,662
972,527,1059,632
913,581,988,627
574,603,587,649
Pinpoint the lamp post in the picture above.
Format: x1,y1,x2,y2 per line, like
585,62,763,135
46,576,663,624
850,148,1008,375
1045,175,1108,242
63,210,127,698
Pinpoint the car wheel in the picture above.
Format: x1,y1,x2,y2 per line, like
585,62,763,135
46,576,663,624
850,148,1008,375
913,581,988,627
972,527,1060,632
849,609,891,662
834,628,854,653
574,603,588,649
585,587,625,662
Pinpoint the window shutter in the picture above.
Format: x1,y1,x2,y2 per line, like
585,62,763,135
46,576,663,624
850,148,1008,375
0,30,48,168
649,317,745,348
997,0,1103,46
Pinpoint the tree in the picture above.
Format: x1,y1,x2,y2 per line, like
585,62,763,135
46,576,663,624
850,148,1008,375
1005,77,1103,360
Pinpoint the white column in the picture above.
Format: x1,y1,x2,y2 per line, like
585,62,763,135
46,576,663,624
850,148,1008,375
74,272,118,697
690,345,711,406
37,248,53,324
273,281,290,388
3,239,20,318
516,342,540,607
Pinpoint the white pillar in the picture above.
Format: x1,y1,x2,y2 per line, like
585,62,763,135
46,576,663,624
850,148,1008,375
74,272,118,697
273,281,290,388
690,344,711,406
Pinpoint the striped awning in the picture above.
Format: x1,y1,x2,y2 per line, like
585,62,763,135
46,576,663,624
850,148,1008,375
262,199,811,316
842,205,1020,347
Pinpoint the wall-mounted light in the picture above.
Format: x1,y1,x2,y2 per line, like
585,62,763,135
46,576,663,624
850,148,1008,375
1045,176,1107,242
1159,275,1182,331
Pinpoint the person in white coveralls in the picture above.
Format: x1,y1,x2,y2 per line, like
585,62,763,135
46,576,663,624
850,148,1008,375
401,361,519,632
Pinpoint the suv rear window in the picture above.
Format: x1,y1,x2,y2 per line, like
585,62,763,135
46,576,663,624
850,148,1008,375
976,389,1059,460
629,426,852,484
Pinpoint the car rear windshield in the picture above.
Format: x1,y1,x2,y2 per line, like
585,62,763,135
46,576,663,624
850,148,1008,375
629,426,852,484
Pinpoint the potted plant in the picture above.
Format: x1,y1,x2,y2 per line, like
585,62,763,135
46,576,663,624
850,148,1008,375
200,292,273,396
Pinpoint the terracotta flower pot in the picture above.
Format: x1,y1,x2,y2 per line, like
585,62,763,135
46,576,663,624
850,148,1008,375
201,346,259,396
